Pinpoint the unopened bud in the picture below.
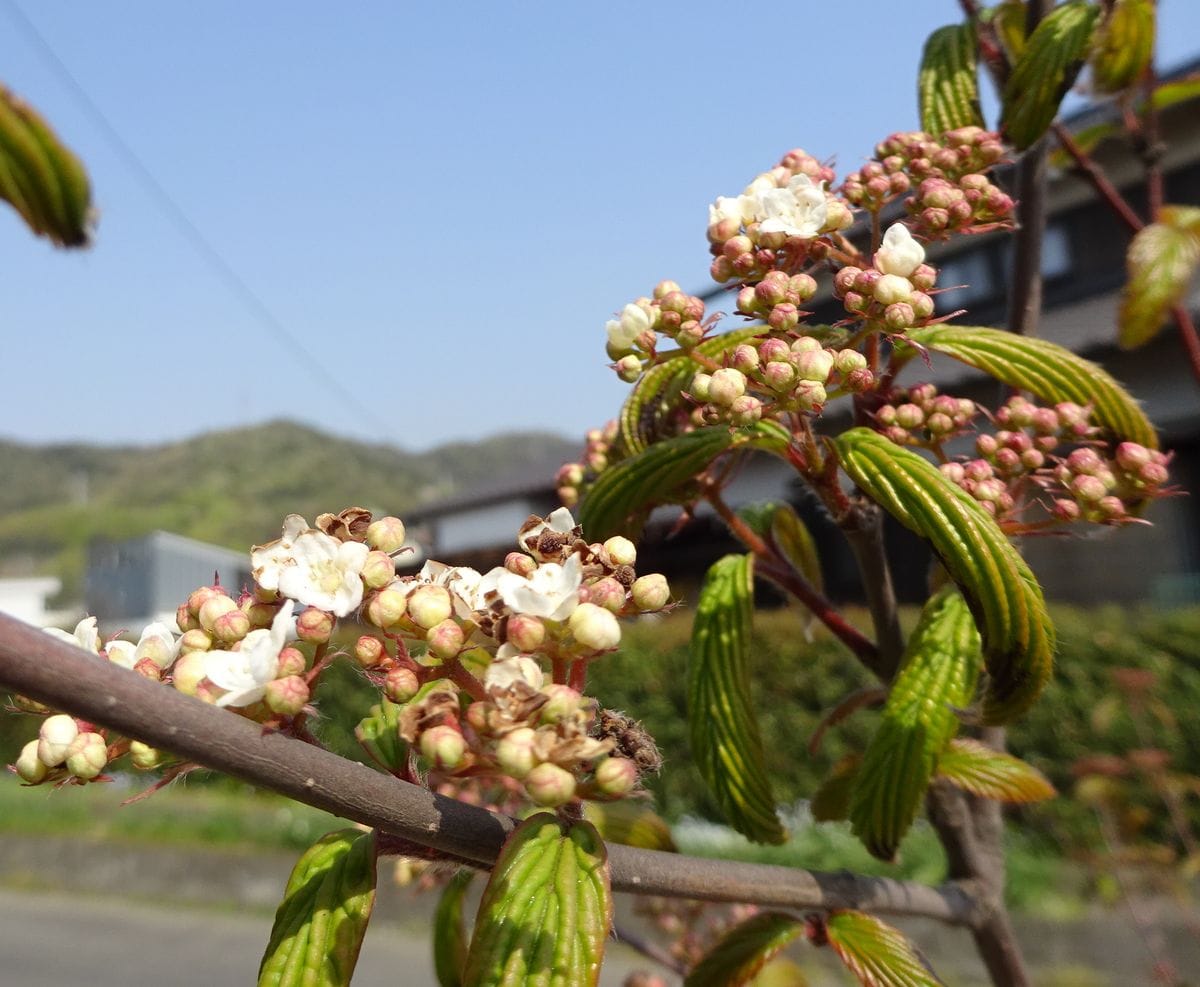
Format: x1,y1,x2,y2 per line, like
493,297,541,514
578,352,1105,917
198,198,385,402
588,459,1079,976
179,628,214,655
895,403,925,429
171,652,208,696
385,666,421,703
834,349,867,375
277,646,307,678
729,395,763,425
540,685,583,724
615,355,643,383
175,604,199,632
187,585,225,618
407,585,452,630
420,724,466,770
37,714,79,767
505,552,537,577
1053,498,1082,522
525,762,577,807
495,727,538,779
793,349,834,383
242,600,278,630
505,614,546,652
295,606,334,645
426,619,465,660
198,595,239,634
569,603,622,652
585,576,628,613
594,756,638,797
366,516,407,553
211,607,251,645
707,368,747,406
65,732,108,780
365,587,408,629
361,551,397,590
883,302,916,331
265,675,311,716
602,536,637,567
354,635,386,668
15,739,47,783
631,573,670,611
129,740,164,771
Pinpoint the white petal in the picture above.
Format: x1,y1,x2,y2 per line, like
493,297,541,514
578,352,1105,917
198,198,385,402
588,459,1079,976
105,641,137,669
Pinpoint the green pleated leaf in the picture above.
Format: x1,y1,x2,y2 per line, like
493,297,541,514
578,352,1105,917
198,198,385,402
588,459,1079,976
937,737,1057,802
1151,74,1200,112
1090,0,1155,93
684,912,806,987
583,800,677,852
811,754,862,823
769,503,824,594
620,327,767,457
834,428,1054,724
823,911,944,987
355,698,406,772
905,324,1158,448
258,829,378,987
1118,210,1200,350
688,554,786,844
850,588,982,860
1001,1,1101,150
433,869,474,987
579,421,789,541
918,23,984,136
462,814,611,987
989,0,1028,63
0,84,91,247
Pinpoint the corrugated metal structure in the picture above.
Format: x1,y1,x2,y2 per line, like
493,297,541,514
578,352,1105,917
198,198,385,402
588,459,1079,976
86,531,250,629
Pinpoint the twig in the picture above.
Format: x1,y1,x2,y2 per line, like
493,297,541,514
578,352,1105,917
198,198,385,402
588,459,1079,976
613,921,687,976
840,501,906,680
0,613,979,925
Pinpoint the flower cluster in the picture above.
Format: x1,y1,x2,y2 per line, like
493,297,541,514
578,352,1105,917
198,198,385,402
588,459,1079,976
706,149,850,284
874,383,978,446
557,421,619,508
605,281,711,373
832,223,938,331
11,506,671,816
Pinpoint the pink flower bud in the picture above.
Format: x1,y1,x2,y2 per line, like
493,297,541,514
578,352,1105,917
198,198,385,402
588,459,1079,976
874,274,914,306
941,462,966,484
175,604,199,632
594,756,638,797
525,762,577,807
602,536,637,567
211,607,251,645
506,614,546,652
354,635,386,667
729,395,763,425
366,516,407,553
242,600,278,630
895,403,925,429
689,372,713,402
407,585,452,630
585,576,628,613
37,714,79,767
361,550,398,590
540,685,583,724
793,380,827,410
179,628,214,655
385,666,420,704
1140,462,1169,486
615,355,643,383
495,727,538,779
707,368,747,406
426,619,465,660
1066,447,1104,475
365,586,408,629
65,732,107,780
793,349,834,383
1097,496,1126,520
834,266,861,296
421,724,466,770
1072,475,1108,503
265,675,310,716
15,739,47,783
198,595,238,634
171,652,208,696
631,573,670,612
884,302,916,331
505,552,537,577
767,303,800,331
1115,442,1152,472
736,286,759,313
1052,498,1081,521
277,646,307,678
187,585,225,618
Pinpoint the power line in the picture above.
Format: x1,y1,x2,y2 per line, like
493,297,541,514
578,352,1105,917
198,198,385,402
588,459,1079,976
2,0,392,433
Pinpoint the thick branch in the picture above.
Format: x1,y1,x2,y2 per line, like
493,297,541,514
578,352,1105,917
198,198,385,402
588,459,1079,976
840,501,905,679
0,613,976,925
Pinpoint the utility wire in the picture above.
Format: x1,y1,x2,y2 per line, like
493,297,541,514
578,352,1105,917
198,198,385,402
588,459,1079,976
2,0,392,432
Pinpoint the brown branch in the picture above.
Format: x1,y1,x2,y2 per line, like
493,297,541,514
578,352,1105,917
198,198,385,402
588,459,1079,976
839,500,905,680
0,613,977,925
1052,123,1144,233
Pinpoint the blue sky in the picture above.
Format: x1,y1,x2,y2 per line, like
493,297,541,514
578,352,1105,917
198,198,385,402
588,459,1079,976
2,2,1199,452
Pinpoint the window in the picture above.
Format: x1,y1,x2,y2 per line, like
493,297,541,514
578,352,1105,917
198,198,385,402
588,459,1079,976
935,249,995,314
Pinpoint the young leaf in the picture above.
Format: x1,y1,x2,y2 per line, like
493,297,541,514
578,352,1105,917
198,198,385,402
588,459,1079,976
0,84,92,247
937,737,1056,802
258,828,378,987
433,870,474,987
462,813,611,987
1152,74,1200,112
1118,210,1200,349
579,421,788,541
904,324,1158,448
918,23,984,136
583,800,678,852
769,503,824,595
1090,0,1155,94
989,0,1028,63
684,912,806,987
688,554,786,844
355,698,406,773
619,327,766,457
1000,1,1101,150
822,910,944,987
834,428,1054,724
850,588,981,861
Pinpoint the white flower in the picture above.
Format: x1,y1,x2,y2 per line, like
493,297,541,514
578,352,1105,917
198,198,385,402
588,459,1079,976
275,529,370,617
743,173,777,197
605,303,654,352
105,622,180,670
251,515,309,592
45,617,100,654
496,555,582,621
204,601,294,708
874,223,926,277
752,174,828,239
485,651,545,692
708,195,752,227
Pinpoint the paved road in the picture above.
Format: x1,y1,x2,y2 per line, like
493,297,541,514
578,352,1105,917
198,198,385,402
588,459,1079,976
0,886,652,986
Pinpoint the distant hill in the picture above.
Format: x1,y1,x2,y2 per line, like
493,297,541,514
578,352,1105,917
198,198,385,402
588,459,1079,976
0,420,578,600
